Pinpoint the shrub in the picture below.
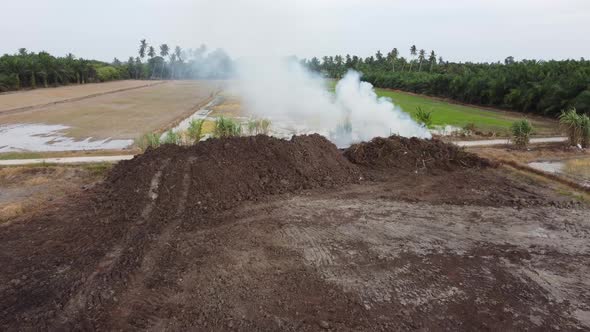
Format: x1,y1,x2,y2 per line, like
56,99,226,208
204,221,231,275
559,108,582,146
415,107,433,128
95,66,120,82
511,119,533,148
214,116,242,138
186,119,205,144
162,129,181,145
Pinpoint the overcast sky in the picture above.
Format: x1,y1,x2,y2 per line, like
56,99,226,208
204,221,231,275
1,0,589,62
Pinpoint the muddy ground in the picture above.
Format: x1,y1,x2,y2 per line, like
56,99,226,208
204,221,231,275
0,135,588,331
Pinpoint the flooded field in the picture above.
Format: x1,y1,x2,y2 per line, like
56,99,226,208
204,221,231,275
0,124,132,152
529,157,590,188
0,81,220,152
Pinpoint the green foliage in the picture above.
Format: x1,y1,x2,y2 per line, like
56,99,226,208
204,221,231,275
559,108,583,146
510,119,533,148
186,119,205,144
305,48,590,117
136,133,161,151
162,130,181,145
214,116,242,138
415,106,433,127
95,65,120,82
579,114,590,148
246,118,272,135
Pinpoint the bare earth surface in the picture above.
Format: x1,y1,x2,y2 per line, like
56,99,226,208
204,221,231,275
0,135,588,330
0,80,221,140
0,80,161,113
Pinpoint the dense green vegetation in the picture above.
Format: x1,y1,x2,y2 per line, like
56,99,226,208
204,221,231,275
0,40,233,92
0,48,128,91
304,46,590,117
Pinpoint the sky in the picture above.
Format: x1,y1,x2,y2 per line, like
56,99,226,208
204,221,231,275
1,0,589,63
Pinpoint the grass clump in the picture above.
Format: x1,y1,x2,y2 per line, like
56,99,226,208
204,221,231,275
415,106,433,128
136,132,161,151
559,108,590,148
162,129,181,145
510,119,533,149
559,108,582,146
246,118,272,135
214,116,242,138
186,119,205,144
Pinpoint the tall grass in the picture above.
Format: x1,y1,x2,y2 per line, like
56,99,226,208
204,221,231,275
246,118,272,135
186,119,205,144
214,116,242,138
510,119,533,148
136,132,161,151
162,129,181,145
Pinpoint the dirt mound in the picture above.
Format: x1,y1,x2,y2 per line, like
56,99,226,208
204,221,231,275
106,134,361,216
344,136,495,173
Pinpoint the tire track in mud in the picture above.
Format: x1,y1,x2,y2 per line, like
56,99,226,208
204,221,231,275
110,157,195,330
53,158,171,329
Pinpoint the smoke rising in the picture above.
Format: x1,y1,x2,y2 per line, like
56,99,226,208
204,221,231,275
232,57,431,147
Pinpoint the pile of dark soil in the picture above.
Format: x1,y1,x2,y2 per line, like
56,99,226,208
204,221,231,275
106,134,361,216
344,135,495,173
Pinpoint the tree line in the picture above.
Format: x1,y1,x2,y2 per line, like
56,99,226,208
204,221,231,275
0,40,233,92
303,45,590,117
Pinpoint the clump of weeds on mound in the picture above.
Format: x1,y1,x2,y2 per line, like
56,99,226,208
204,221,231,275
186,118,205,144
510,119,533,149
162,129,182,145
214,116,242,138
136,132,161,151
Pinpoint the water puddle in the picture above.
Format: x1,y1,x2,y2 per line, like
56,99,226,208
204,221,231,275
0,123,133,152
528,158,590,188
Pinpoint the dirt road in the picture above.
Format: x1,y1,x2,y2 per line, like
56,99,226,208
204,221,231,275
0,135,588,330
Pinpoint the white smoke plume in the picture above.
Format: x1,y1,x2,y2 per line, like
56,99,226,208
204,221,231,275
232,57,431,147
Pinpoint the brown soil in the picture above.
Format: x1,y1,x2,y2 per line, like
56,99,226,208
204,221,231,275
1,135,588,330
345,136,495,175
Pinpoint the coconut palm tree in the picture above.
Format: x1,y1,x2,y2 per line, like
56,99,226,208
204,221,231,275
147,46,156,79
139,39,148,59
409,45,417,72
418,49,426,72
159,44,169,79
389,48,398,72
428,50,437,72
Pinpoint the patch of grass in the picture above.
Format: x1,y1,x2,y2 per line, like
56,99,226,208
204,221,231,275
511,119,533,149
214,116,242,138
135,132,161,150
374,89,558,135
186,119,205,144
0,152,44,160
162,130,181,145
81,162,112,176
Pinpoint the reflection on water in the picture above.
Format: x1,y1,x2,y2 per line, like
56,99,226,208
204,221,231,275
529,158,590,188
0,123,133,152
